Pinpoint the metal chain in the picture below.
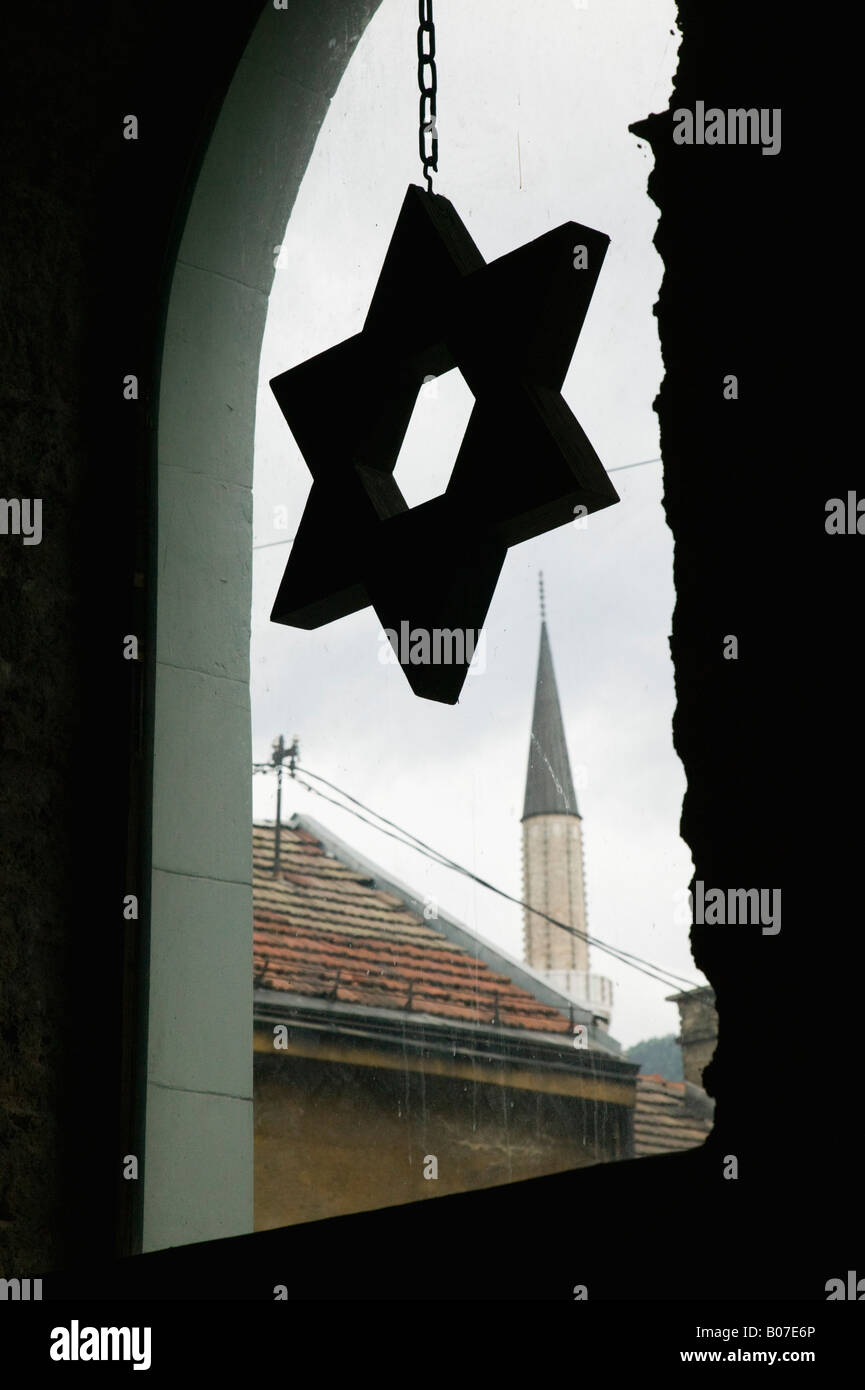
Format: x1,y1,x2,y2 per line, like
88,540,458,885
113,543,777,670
418,0,438,193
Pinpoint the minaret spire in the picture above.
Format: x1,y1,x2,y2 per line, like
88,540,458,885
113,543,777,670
522,581,579,820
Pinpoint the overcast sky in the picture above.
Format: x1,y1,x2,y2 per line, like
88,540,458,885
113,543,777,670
250,0,702,1049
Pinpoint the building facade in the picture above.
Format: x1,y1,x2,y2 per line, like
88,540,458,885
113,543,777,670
252,818,636,1230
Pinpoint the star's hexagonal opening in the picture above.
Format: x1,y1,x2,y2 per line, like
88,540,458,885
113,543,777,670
393,367,475,509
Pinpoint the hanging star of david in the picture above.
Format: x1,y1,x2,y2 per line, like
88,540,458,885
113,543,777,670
270,185,619,704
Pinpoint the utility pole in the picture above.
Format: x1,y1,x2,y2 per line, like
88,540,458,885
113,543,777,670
270,734,299,877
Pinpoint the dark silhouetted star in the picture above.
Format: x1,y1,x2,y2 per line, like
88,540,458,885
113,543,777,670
270,184,619,703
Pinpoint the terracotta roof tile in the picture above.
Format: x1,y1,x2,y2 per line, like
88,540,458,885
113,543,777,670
253,822,572,1035
634,1074,713,1156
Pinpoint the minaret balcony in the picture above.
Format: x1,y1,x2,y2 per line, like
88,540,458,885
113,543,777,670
542,969,614,1019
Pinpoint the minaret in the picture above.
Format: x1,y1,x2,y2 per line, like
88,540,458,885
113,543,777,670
521,575,594,1001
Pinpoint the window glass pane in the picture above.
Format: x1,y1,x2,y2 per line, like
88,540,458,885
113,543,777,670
251,0,712,1230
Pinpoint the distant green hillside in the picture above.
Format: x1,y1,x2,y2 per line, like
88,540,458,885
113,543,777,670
625,1033,683,1081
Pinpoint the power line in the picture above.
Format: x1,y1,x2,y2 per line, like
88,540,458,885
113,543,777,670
285,769,688,994
295,763,699,992
251,456,662,549
608,455,661,474
260,759,701,995
292,772,694,994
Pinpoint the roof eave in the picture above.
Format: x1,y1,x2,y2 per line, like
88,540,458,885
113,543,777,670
253,987,634,1073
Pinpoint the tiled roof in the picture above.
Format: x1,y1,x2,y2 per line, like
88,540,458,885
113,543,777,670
253,821,575,1036
634,1074,713,1156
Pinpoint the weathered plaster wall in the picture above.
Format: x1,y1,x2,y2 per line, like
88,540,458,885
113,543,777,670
254,1052,631,1229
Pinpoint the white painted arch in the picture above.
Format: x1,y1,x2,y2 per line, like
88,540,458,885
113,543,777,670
149,0,384,1253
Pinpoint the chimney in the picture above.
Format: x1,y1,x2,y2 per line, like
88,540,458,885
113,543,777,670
666,985,718,1088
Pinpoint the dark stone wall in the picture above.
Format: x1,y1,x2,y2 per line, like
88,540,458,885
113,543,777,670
0,0,265,1278
1,0,854,1302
